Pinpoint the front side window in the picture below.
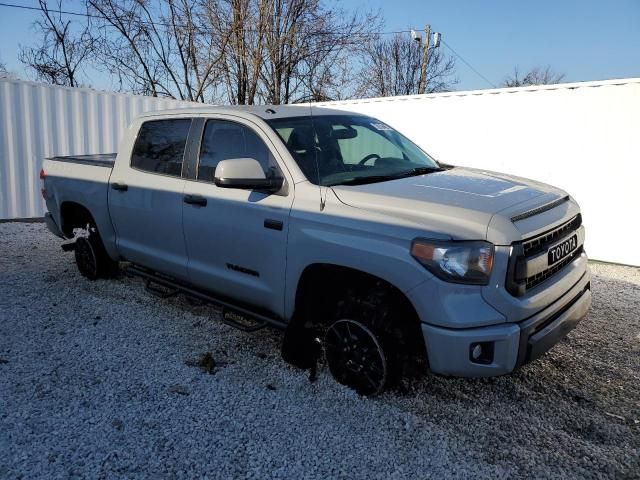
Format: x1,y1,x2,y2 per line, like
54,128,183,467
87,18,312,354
131,119,192,177
197,120,279,182
266,115,440,186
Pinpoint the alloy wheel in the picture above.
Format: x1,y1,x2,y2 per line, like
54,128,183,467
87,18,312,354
75,237,98,279
324,319,388,395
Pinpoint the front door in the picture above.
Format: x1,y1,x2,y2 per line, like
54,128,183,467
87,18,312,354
182,117,293,317
108,118,193,280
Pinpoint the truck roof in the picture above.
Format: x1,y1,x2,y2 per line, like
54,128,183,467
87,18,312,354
138,104,363,121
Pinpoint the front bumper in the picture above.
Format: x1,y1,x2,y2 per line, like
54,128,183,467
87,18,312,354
420,267,591,377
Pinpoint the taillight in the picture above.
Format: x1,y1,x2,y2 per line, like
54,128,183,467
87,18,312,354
40,168,48,198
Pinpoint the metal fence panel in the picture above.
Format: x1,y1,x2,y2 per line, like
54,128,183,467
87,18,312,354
0,78,195,219
318,78,640,266
1,78,639,265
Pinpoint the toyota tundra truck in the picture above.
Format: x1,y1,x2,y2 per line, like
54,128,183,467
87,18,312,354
40,106,591,395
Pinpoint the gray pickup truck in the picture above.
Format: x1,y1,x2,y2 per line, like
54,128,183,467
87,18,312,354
41,105,591,395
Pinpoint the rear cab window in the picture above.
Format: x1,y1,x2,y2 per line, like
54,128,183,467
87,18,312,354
131,119,192,177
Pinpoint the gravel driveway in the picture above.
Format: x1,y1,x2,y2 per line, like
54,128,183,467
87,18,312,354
1,222,638,479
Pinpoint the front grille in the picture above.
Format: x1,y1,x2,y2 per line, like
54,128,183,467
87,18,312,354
525,246,583,291
506,215,583,296
522,214,582,257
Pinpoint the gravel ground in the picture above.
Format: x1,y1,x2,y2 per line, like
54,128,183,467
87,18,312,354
0,222,638,479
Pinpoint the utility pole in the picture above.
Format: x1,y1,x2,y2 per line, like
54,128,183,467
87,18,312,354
418,24,431,94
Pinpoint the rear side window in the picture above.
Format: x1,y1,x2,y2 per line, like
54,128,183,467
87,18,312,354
131,119,192,176
197,120,278,182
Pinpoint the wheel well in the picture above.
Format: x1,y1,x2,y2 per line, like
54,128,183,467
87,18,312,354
287,263,427,367
60,202,95,237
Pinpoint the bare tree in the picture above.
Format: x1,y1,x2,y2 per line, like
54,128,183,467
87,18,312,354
168,0,228,102
16,0,386,104
259,0,380,104
0,57,19,79
356,33,457,98
209,0,380,105
503,65,565,87
87,0,228,100
203,0,266,105
19,0,95,87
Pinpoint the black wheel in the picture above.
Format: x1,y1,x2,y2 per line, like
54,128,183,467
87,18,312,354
75,237,98,279
74,226,118,280
324,319,388,396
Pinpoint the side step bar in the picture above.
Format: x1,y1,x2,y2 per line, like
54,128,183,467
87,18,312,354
145,279,179,299
221,308,268,332
126,265,286,332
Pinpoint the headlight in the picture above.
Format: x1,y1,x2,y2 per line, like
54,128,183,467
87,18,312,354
411,239,494,285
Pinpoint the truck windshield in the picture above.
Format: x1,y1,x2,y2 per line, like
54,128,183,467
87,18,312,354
266,115,441,186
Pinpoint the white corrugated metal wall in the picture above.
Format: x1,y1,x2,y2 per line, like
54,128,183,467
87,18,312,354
0,78,196,219
1,77,638,265
318,78,640,266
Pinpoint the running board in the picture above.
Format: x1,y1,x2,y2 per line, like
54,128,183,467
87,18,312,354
145,279,179,298
221,308,268,332
126,265,286,331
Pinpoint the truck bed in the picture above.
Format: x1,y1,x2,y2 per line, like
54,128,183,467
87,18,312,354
42,153,117,243
48,153,116,168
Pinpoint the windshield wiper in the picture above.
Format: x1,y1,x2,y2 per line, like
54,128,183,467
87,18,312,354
329,166,445,186
407,166,446,175
327,174,404,186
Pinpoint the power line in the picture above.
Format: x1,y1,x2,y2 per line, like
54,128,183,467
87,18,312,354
2,1,498,88
0,1,413,36
0,1,103,20
441,39,497,88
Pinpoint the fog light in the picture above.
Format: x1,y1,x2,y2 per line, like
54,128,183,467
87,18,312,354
471,344,483,360
469,342,495,364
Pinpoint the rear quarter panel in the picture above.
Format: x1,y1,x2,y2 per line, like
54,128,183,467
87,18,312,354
43,159,117,259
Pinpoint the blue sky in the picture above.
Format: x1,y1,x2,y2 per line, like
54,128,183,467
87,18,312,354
346,0,640,89
1,0,638,91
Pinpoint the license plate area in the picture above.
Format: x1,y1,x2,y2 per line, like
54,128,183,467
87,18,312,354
547,233,578,266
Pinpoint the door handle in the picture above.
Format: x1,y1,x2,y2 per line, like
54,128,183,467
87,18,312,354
111,182,128,191
264,219,283,231
183,194,207,207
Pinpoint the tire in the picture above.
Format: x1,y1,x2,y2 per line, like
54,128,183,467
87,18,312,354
284,270,426,394
74,227,118,280
321,287,421,395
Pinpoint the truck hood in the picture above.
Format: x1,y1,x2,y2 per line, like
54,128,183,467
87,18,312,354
331,167,570,244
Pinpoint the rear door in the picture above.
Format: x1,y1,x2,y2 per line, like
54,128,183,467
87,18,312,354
108,118,194,280
181,117,294,317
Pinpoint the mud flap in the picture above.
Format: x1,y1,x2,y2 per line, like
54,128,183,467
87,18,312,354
281,319,322,372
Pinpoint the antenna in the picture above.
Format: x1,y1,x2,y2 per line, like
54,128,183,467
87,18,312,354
304,73,326,211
